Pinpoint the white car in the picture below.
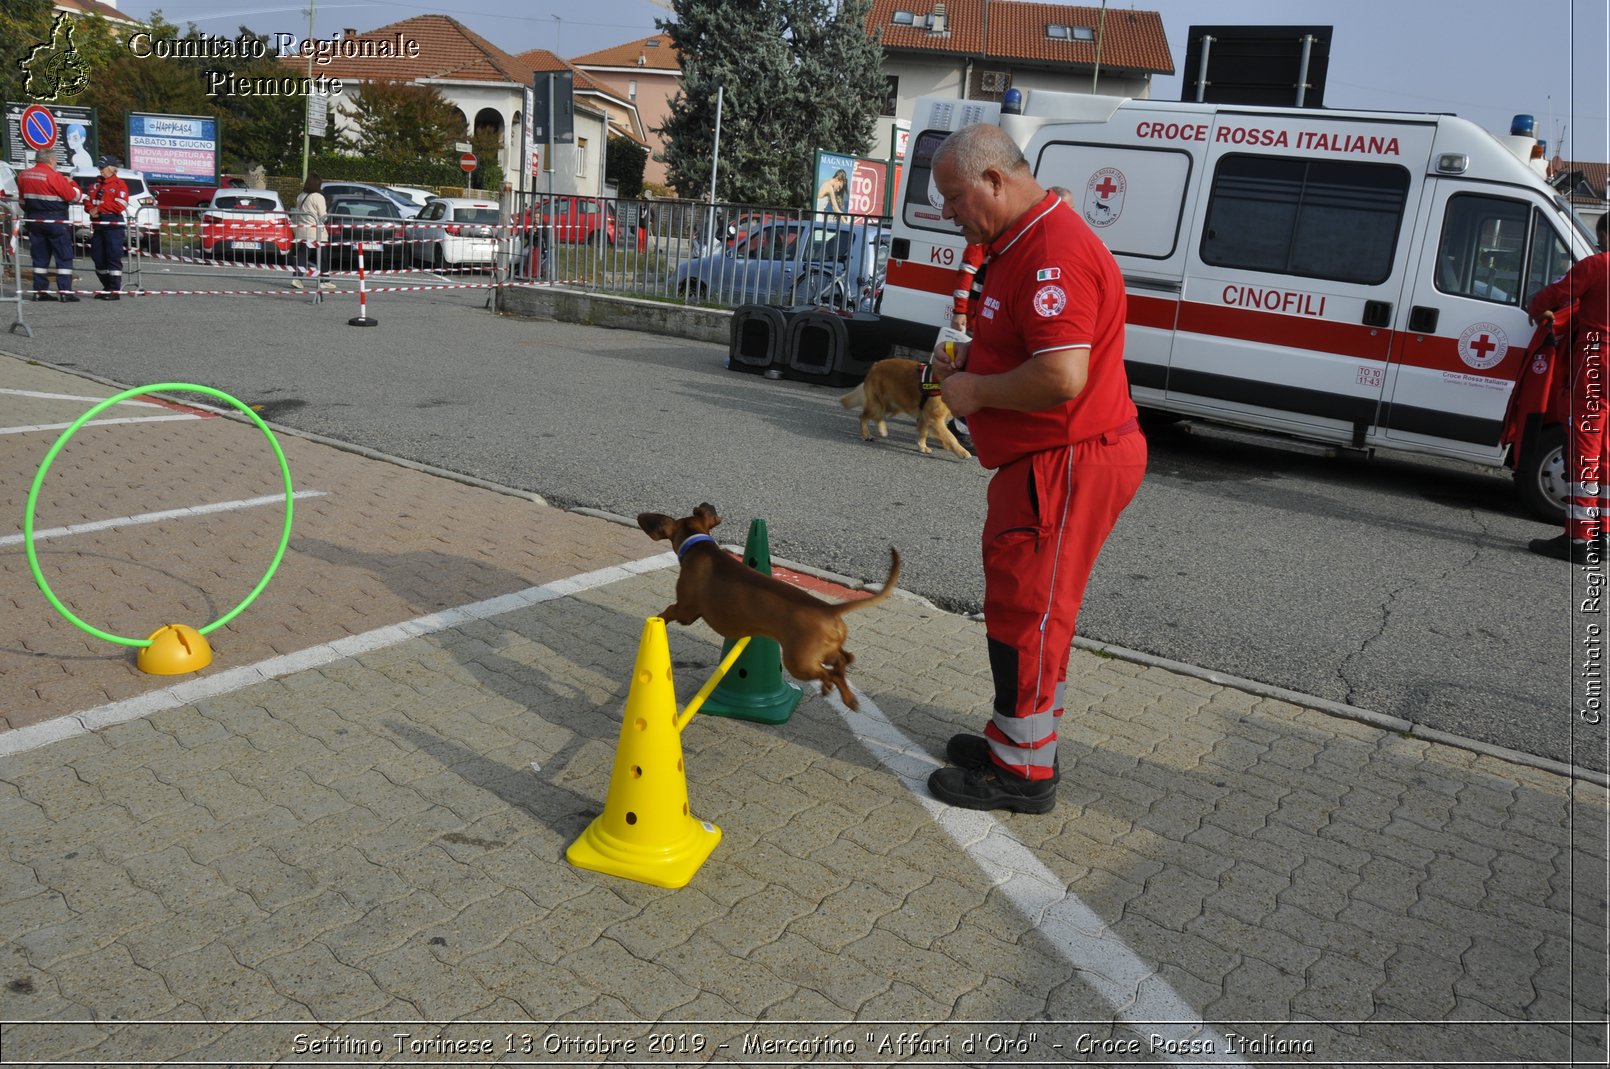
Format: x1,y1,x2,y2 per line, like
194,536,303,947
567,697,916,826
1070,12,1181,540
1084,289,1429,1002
386,185,435,212
410,197,502,269
68,168,161,251
320,181,422,218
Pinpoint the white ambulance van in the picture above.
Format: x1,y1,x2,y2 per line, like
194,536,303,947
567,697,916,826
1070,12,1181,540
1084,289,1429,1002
881,92,1600,520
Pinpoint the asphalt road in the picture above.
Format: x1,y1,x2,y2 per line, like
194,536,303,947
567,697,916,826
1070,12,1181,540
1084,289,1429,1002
2,262,1596,772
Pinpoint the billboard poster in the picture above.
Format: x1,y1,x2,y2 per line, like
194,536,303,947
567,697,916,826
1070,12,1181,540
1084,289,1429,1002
814,151,892,219
4,102,97,174
127,113,218,185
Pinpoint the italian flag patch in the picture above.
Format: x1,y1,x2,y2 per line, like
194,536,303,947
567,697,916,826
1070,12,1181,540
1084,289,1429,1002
1037,267,1061,281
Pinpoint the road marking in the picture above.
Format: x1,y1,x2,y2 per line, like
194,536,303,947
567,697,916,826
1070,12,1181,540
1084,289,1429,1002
0,553,678,757
830,685,1247,1065
0,388,165,406
0,414,201,436
0,491,329,548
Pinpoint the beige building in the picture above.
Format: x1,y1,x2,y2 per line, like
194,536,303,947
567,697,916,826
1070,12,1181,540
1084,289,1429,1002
295,15,646,197
569,33,682,189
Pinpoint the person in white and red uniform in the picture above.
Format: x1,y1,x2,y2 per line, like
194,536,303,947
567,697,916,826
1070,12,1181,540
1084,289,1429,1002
86,155,129,300
17,153,83,301
927,123,1147,813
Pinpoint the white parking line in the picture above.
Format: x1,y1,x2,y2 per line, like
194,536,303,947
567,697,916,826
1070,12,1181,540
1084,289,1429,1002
0,553,677,757
0,413,201,436
1,491,328,548
832,686,1246,1064
0,388,166,406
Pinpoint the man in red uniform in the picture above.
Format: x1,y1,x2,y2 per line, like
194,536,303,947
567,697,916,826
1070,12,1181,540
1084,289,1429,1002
927,123,1147,813
85,155,129,300
1528,212,1610,564
16,151,83,302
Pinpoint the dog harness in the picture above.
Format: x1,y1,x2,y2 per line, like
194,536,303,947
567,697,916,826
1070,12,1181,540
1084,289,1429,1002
917,363,942,408
677,533,716,559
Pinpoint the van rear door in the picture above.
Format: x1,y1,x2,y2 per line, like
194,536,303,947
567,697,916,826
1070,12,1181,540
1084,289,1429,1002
1166,115,1433,445
1381,180,1577,459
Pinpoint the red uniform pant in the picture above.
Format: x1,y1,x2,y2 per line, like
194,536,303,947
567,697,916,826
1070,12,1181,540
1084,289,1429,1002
1567,330,1609,545
981,425,1147,780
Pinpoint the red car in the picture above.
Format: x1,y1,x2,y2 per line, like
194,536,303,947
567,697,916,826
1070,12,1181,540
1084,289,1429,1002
523,196,617,245
199,190,294,260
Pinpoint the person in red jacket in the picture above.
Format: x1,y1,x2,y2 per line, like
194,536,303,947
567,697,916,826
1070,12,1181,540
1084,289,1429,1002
1527,211,1609,563
926,124,1147,813
85,156,129,300
17,153,83,301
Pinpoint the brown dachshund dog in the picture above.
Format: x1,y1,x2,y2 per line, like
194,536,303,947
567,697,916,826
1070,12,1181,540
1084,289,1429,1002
637,503,900,710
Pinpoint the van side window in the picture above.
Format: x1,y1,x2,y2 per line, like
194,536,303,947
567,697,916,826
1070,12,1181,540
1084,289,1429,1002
1524,210,1574,308
1435,195,1527,305
1201,155,1409,284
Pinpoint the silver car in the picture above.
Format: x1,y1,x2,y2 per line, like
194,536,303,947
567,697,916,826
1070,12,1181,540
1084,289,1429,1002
410,197,502,270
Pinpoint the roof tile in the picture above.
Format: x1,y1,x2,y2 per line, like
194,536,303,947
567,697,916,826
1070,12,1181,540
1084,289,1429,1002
866,0,1173,75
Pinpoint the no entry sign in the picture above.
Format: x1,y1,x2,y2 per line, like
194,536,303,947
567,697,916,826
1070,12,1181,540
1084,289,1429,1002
459,151,477,173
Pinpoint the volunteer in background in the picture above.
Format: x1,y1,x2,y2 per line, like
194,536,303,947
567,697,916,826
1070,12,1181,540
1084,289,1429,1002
17,151,84,302
86,156,128,301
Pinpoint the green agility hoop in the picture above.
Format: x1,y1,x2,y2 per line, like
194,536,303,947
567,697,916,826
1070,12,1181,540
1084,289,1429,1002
24,383,294,648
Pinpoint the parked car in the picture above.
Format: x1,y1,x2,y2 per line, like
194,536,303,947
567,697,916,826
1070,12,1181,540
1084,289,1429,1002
198,189,293,260
151,175,247,211
523,195,616,245
321,181,423,219
69,168,161,251
324,195,409,268
672,218,890,311
386,185,436,213
409,197,501,269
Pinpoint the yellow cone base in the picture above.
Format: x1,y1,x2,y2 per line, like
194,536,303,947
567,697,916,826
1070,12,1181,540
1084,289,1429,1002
566,618,721,888
137,624,213,675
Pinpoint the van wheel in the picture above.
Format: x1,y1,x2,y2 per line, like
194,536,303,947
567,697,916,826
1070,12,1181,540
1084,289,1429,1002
1515,423,1568,525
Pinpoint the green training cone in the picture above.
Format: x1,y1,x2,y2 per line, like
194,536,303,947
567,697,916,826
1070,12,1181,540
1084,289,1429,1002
701,517,804,724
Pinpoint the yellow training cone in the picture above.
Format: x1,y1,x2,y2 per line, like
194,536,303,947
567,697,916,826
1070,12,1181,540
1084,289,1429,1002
137,624,213,675
567,617,721,888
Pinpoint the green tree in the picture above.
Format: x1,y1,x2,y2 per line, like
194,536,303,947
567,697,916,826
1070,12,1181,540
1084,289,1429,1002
658,0,883,206
606,135,648,198
341,79,461,169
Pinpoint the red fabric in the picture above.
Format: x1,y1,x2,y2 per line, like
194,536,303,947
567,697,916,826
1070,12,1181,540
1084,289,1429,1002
1501,312,1568,458
1530,251,1610,337
86,174,128,218
982,430,1147,779
966,191,1138,470
952,241,985,315
17,163,82,219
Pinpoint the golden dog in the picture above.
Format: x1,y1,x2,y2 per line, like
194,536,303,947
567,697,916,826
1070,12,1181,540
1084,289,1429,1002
839,358,971,459
637,503,900,710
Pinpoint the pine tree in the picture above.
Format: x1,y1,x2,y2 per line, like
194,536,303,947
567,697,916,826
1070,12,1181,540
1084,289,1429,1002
658,0,883,207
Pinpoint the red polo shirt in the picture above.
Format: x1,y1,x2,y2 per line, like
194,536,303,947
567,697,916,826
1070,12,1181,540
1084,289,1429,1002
966,191,1136,469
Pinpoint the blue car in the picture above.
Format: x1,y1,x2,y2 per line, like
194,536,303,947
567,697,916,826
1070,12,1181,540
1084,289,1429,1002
673,218,889,312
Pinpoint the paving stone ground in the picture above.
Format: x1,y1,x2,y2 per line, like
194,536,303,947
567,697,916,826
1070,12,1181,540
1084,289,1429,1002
1,354,1606,1066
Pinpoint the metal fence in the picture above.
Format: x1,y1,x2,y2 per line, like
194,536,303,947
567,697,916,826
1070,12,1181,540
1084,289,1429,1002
509,192,895,315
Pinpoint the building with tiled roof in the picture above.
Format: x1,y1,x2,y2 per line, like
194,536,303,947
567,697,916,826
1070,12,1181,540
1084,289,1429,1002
867,1,1173,160
285,15,642,197
1550,158,1609,231
570,34,681,187
55,0,143,31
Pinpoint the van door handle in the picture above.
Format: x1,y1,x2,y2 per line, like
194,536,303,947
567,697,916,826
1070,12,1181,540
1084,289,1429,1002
1408,306,1439,333
1363,300,1392,327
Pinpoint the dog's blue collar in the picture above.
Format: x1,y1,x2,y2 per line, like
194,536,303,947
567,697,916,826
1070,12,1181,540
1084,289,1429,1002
677,534,716,559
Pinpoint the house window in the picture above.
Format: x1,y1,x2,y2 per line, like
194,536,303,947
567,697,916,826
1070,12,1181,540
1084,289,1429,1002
881,75,898,116
628,78,638,101
576,136,587,178
892,10,915,25
1049,24,1095,41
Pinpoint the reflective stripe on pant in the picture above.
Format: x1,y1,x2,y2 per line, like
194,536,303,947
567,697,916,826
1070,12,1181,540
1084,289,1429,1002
26,221,74,291
1568,330,1608,545
982,428,1147,780
91,225,126,292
